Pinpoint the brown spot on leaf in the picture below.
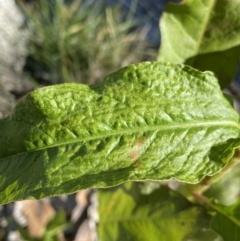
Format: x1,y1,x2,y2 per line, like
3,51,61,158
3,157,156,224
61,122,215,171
129,142,142,160
128,135,147,165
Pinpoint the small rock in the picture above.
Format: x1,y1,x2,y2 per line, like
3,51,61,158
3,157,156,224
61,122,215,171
0,0,28,72
13,200,55,238
0,87,15,119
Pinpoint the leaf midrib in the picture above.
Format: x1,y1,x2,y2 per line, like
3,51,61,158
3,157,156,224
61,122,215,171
1,120,239,160
194,0,216,56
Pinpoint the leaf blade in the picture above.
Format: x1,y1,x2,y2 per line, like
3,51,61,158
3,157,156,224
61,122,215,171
211,199,240,241
98,182,211,241
158,0,240,87
0,62,239,204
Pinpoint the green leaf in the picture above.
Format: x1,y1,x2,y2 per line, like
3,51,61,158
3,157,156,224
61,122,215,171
205,161,240,206
185,228,223,241
98,182,210,241
0,62,240,204
158,0,240,88
211,199,240,241
43,209,69,241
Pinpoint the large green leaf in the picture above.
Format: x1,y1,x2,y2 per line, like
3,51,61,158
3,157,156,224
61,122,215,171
98,182,210,241
0,62,240,204
158,0,240,88
211,199,240,241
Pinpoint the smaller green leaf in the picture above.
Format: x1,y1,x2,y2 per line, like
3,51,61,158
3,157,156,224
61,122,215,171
98,182,211,241
205,161,240,206
211,199,240,241
185,45,240,89
159,0,240,88
184,228,223,241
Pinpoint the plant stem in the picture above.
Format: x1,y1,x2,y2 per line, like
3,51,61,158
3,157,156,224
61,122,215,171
193,192,240,227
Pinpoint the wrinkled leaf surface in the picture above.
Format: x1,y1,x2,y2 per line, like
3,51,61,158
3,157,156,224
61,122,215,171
0,62,240,204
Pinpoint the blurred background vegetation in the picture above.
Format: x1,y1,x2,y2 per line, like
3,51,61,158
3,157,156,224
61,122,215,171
17,0,156,85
